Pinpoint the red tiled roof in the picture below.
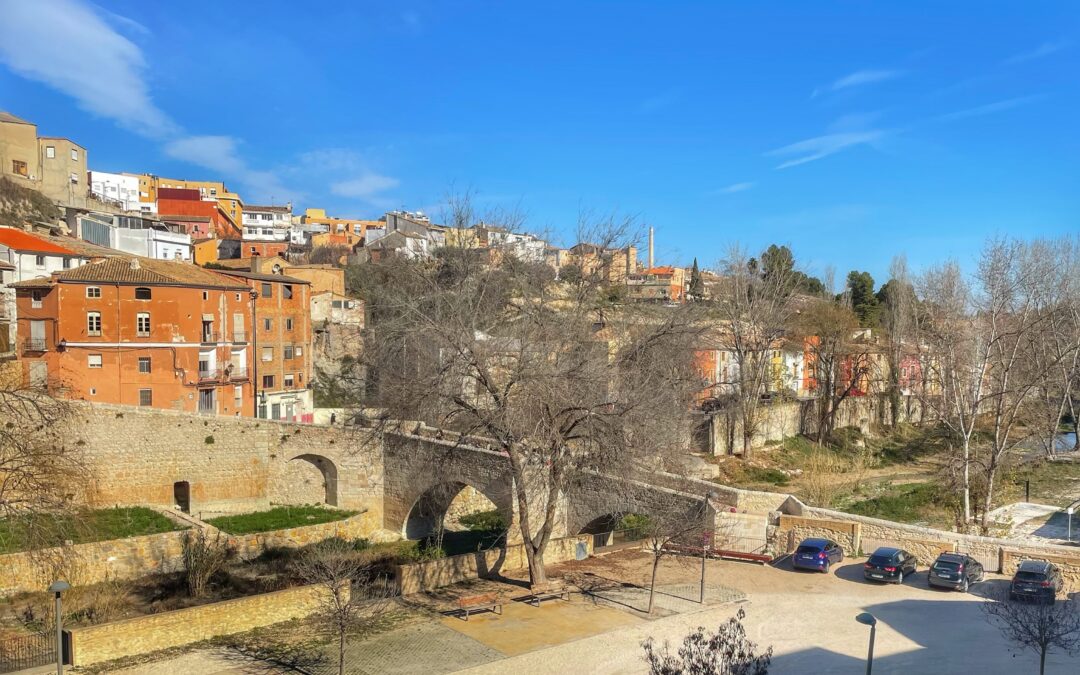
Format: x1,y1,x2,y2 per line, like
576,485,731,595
47,257,249,289
0,228,77,255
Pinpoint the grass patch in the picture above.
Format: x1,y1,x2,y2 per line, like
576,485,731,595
457,509,508,532
845,483,954,524
0,507,183,554
743,465,791,486
1007,460,1080,508
206,505,356,535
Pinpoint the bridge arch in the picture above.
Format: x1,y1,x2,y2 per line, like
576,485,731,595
281,453,339,507
402,480,513,541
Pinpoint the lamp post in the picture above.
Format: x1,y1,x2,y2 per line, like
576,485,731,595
855,612,877,675
48,580,70,675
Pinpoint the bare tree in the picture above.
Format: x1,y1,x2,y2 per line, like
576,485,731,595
308,244,351,267
0,381,86,551
983,589,1080,675
642,607,773,675
707,245,799,458
293,538,396,675
627,493,713,614
182,529,232,598
793,299,875,443
879,255,918,428
353,199,705,588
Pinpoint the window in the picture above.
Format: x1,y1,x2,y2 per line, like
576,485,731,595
298,372,303,384
134,287,151,300
235,293,242,302
331,300,343,309
233,385,242,409
285,318,293,331
138,388,152,406
262,346,273,362
284,345,294,360
63,258,72,269
71,148,79,161
136,312,151,336
31,290,42,309
250,247,257,255
35,255,45,267
284,373,295,388
263,318,272,331
271,403,281,419
295,346,302,357
86,287,101,299
210,188,217,196
138,357,151,373
202,291,209,300
262,374,275,388
70,172,78,184
283,284,293,299
88,354,102,369
45,146,55,159
87,311,102,336
261,283,272,298
12,160,27,176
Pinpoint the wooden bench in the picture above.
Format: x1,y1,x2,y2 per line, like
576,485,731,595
516,583,571,607
661,543,772,565
455,592,502,621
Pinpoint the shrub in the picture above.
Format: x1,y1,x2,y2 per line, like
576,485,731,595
458,510,508,532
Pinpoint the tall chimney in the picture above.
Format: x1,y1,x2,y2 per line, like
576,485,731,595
648,227,655,270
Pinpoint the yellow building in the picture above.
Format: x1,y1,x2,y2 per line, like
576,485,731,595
301,208,381,237
130,174,244,224
0,112,88,208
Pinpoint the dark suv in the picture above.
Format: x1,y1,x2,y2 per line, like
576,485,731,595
928,552,984,592
863,547,917,584
1010,560,1063,604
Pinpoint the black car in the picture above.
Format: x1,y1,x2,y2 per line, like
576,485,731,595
1010,560,1063,604
863,547,917,584
928,552,984,592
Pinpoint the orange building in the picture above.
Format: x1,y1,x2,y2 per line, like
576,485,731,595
157,188,241,240
217,270,313,422
13,257,255,416
240,240,290,259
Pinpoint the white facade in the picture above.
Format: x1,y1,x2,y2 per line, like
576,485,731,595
488,229,546,263
0,243,87,283
89,171,153,212
243,206,292,241
0,262,14,359
114,226,192,261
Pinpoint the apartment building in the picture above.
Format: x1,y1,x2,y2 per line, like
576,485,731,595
73,212,192,261
132,175,244,225
242,204,292,241
89,171,151,213
0,227,89,282
12,257,254,416
0,111,88,208
626,266,686,303
217,269,313,422
157,188,241,239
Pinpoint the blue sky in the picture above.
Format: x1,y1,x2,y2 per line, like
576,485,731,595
0,1,1077,285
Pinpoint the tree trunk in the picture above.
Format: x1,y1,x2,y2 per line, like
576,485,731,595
338,628,346,675
524,542,548,589
647,553,660,614
1040,645,1046,675
980,466,997,533
741,430,752,460
961,439,972,525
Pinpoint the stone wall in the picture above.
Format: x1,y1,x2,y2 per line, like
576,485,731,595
0,531,187,598
67,583,338,667
396,535,592,595
1002,548,1080,590
227,512,377,558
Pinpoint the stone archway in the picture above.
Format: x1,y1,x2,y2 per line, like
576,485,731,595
281,453,339,506
402,480,512,542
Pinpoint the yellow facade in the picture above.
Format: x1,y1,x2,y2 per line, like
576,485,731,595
131,174,244,225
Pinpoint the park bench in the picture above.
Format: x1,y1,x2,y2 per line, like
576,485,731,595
455,591,502,620
662,542,772,565
516,582,571,607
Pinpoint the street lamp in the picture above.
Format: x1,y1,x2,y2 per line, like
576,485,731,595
699,490,719,603
855,612,877,675
48,580,70,675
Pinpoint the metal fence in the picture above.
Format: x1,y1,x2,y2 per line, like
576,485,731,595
0,632,55,674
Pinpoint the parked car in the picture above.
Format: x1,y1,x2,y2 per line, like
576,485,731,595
1009,560,1063,604
863,547,917,584
792,538,844,573
928,552,984,592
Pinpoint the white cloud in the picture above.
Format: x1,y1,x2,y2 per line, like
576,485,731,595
766,130,885,169
0,0,175,137
164,135,296,203
813,69,904,98
716,182,755,194
1005,40,1070,65
331,173,401,199
936,95,1044,122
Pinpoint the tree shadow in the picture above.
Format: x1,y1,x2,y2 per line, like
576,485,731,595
217,640,329,674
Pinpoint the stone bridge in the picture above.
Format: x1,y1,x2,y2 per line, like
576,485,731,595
67,404,722,544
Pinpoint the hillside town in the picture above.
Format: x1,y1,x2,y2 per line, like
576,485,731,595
1,3,1079,674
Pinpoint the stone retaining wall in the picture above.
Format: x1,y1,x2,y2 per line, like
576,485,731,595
396,536,592,595
66,583,337,667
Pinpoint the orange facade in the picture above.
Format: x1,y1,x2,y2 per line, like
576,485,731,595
158,198,240,239
240,240,290,259
15,265,255,416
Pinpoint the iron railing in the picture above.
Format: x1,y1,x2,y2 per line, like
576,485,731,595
21,338,46,352
0,632,56,673
197,368,219,381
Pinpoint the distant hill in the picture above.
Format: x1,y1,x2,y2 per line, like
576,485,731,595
0,177,61,229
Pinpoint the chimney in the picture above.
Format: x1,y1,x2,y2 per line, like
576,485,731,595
648,227,654,270
250,255,262,273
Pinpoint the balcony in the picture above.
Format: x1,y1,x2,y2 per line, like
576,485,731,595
200,331,221,345
227,367,248,381
197,368,219,382
232,331,247,344
22,338,47,352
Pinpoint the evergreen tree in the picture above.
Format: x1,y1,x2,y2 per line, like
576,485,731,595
688,258,705,300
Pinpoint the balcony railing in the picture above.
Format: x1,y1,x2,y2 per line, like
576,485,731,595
227,367,248,381
200,332,221,344
232,331,247,343
197,368,219,381
22,338,46,352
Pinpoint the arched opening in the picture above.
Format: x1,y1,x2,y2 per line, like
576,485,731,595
403,481,510,556
284,454,339,506
578,512,650,550
173,481,191,514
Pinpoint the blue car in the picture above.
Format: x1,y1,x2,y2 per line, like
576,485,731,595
792,538,844,573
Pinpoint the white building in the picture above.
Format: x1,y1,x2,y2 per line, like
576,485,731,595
0,227,88,282
75,213,192,261
88,171,154,213
0,259,15,359
485,227,547,263
242,204,292,241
